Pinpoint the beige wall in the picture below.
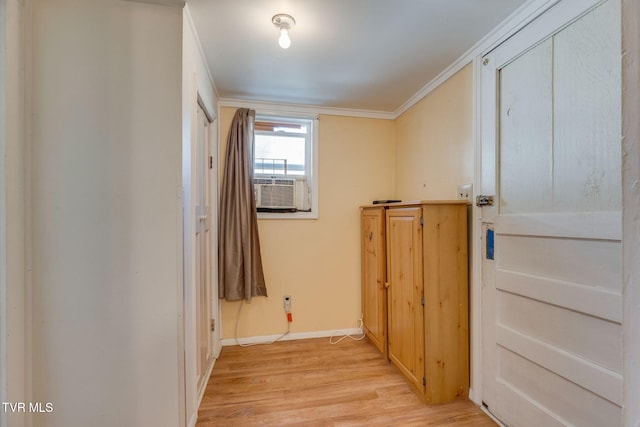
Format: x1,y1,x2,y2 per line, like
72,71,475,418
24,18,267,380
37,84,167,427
395,64,473,200
218,65,473,339
219,108,395,338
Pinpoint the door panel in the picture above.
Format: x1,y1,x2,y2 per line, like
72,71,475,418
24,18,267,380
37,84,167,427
553,0,621,212
361,208,387,356
498,234,621,291
481,1,622,425
386,207,424,392
499,38,553,214
497,290,622,372
496,348,621,427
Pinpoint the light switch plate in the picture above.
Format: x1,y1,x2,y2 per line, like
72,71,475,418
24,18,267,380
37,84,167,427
457,183,473,204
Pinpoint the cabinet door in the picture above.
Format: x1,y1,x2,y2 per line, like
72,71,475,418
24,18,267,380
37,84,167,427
386,207,425,393
361,207,387,356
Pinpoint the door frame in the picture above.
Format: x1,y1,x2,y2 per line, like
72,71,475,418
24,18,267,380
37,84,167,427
196,96,221,362
469,0,563,405
181,71,219,426
194,99,214,394
621,0,640,425
472,1,640,426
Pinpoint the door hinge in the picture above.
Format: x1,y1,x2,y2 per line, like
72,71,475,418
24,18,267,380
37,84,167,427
209,156,213,170
423,376,426,387
211,319,215,332
419,216,424,225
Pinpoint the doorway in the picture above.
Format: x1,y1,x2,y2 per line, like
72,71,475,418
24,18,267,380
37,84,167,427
183,97,220,426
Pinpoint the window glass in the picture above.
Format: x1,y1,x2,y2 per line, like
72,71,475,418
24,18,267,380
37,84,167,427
254,134,305,176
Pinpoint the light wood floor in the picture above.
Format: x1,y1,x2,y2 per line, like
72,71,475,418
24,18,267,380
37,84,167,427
196,337,496,426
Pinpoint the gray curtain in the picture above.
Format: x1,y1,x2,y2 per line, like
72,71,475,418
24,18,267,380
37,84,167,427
218,108,268,301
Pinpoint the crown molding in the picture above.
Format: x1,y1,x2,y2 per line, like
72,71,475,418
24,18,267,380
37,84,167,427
122,0,185,7
184,4,219,100
219,98,396,120
392,0,560,118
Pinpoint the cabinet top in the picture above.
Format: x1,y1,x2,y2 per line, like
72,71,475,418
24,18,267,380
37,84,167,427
360,200,468,209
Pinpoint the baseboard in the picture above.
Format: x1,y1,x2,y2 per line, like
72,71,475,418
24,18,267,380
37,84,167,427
221,328,363,347
190,355,216,427
197,356,216,403
468,387,483,405
188,412,197,427
481,406,506,427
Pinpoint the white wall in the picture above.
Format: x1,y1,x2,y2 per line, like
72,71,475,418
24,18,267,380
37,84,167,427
0,0,27,426
29,1,183,426
182,5,218,427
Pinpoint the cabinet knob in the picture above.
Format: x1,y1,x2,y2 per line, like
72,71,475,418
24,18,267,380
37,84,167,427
369,231,373,241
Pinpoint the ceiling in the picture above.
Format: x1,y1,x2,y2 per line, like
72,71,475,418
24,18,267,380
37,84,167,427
187,0,527,113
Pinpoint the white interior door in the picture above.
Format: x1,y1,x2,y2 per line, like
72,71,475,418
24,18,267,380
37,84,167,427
209,114,221,359
195,104,213,392
481,1,622,425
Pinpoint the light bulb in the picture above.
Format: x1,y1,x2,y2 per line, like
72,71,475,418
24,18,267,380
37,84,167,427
278,28,291,49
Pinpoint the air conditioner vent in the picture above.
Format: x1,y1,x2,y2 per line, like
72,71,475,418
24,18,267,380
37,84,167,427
253,178,310,212
254,177,275,185
254,178,296,209
258,185,294,208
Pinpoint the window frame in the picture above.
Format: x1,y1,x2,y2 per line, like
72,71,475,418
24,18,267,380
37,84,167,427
253,112,318,219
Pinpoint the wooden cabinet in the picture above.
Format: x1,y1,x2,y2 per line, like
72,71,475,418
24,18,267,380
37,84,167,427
361,201,469,404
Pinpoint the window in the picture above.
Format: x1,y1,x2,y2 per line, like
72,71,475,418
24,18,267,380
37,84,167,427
253,114,318,218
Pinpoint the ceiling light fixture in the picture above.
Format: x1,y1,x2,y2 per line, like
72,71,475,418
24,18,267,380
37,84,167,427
272,14,295,49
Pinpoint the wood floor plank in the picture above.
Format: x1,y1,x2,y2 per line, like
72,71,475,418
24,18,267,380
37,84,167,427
196,337,495,426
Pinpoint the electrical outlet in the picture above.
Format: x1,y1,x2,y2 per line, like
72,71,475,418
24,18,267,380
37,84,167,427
457,183,473,204
283,295,291,313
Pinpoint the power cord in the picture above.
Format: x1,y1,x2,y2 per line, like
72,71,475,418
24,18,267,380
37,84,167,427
329,318,366,344
234,300,290,347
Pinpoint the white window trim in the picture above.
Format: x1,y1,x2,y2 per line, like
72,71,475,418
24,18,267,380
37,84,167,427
254,111,318,220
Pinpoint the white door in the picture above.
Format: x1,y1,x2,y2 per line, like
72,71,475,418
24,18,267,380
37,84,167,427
209,114,221,359
481,1,622,425
195,104,214,391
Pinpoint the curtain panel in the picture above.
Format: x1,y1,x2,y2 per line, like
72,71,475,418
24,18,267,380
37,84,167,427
218,108,268,301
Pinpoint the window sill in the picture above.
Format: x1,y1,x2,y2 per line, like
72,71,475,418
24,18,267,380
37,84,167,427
257,211,318,220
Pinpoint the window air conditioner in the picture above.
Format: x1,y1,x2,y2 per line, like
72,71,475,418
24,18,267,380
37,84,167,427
254,178,296,209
